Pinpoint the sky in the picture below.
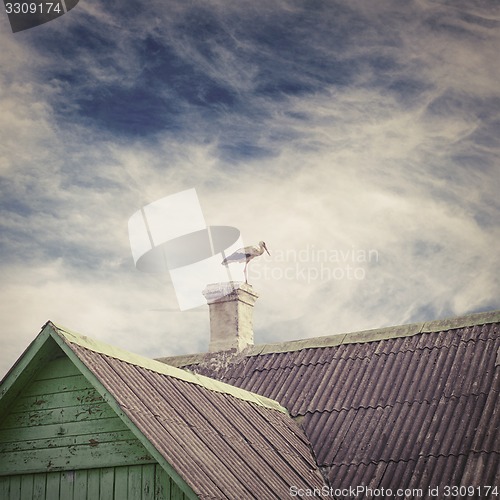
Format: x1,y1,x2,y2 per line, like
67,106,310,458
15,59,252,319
1,0,499,378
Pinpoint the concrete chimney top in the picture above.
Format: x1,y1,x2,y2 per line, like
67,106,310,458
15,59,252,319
203,282,259,353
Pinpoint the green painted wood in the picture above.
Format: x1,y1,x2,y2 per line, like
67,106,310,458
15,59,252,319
99,468,114,500
87,468,100,498
73,470,87,500
0,476,10,498
2,400,117,429
171,480,187,500
0,476,9,498
35,357,81,380
46,472,60,499
0,357,154,476
32,473,46,500
12,387,103,413
0,429,137,453
114,466,128,500
0,332,60,422
0,415,128,443
155,467,168,500
152,469,189,500
0,464,191,499
1,439,155,474
154,466,191,500
22,375,92,398
9,475,20,500
142,463,155,500
60,471,74,499
20,475,33,498
128,464,142,499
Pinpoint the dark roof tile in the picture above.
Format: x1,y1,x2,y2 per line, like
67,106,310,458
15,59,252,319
171,312,500,493
470,371,500,453
461,451,500,486
53,328,326,499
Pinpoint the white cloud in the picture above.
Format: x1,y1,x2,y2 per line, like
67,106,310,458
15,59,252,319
1,0,499,377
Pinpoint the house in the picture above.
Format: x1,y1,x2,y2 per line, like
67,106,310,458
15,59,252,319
1,281,499,499
0,322,324,499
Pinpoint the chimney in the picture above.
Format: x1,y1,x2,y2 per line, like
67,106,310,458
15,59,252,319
203,282,259,352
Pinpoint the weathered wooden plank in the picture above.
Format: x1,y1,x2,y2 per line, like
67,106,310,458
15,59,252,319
20,474,33,499
8,475,20,500
11,387,103,413
32,473,46,500
45,472,60,499
0,440,154,475
114,466,128,500
153,467,188,500
0,429,136,453
22,375,92,398
142,463,155,500
156,466,169,500
99,467,114,500
60,470,75,499
0,333,60,423
1,401,116,429
35,357,81,381
128,464,142,499
171,479,187,500
0,475,11,499
0,467,183,500
0,415,128,443
73,470,88,500
87,469,100,499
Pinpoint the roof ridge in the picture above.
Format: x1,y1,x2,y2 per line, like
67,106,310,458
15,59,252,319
159,310,499,366
225,334,497,374
246,309,500,356
47,321,288,415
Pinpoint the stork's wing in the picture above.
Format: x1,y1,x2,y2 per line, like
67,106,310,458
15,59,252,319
221,251,251,265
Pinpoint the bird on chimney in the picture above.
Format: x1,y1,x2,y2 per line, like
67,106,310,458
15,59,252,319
221,241,270,283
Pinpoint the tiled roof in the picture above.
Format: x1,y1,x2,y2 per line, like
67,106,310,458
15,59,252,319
49,323,327,499
161,311,500,497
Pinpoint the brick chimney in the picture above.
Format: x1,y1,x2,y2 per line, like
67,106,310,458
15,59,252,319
203,282,259,352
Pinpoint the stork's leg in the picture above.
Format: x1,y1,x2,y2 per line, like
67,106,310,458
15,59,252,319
244,263,248,283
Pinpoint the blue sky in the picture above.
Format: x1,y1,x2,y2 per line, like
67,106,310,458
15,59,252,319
1,0,499,377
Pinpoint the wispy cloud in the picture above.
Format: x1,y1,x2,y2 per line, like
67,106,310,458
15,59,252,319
1,0,499,377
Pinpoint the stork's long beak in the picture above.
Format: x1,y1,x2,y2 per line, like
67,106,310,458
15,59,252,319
264,244,270,256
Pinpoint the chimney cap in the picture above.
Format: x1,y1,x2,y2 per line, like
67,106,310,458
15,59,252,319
203,281,257,304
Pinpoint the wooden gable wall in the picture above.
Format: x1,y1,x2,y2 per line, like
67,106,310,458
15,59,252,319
0,465,189,500
0,346,190,500
0,354,154,474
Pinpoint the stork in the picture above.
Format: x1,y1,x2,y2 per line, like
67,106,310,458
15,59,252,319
221,241,270,284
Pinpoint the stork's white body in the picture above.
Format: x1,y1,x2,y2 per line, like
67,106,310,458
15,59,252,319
222,241,270,283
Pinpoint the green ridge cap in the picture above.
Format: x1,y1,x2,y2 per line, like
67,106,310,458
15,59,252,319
47,322,287,415
160,309,500,366
248,309,500,356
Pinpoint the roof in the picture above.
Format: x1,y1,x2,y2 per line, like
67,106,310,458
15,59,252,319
160,310,500,494
0,322,326,499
